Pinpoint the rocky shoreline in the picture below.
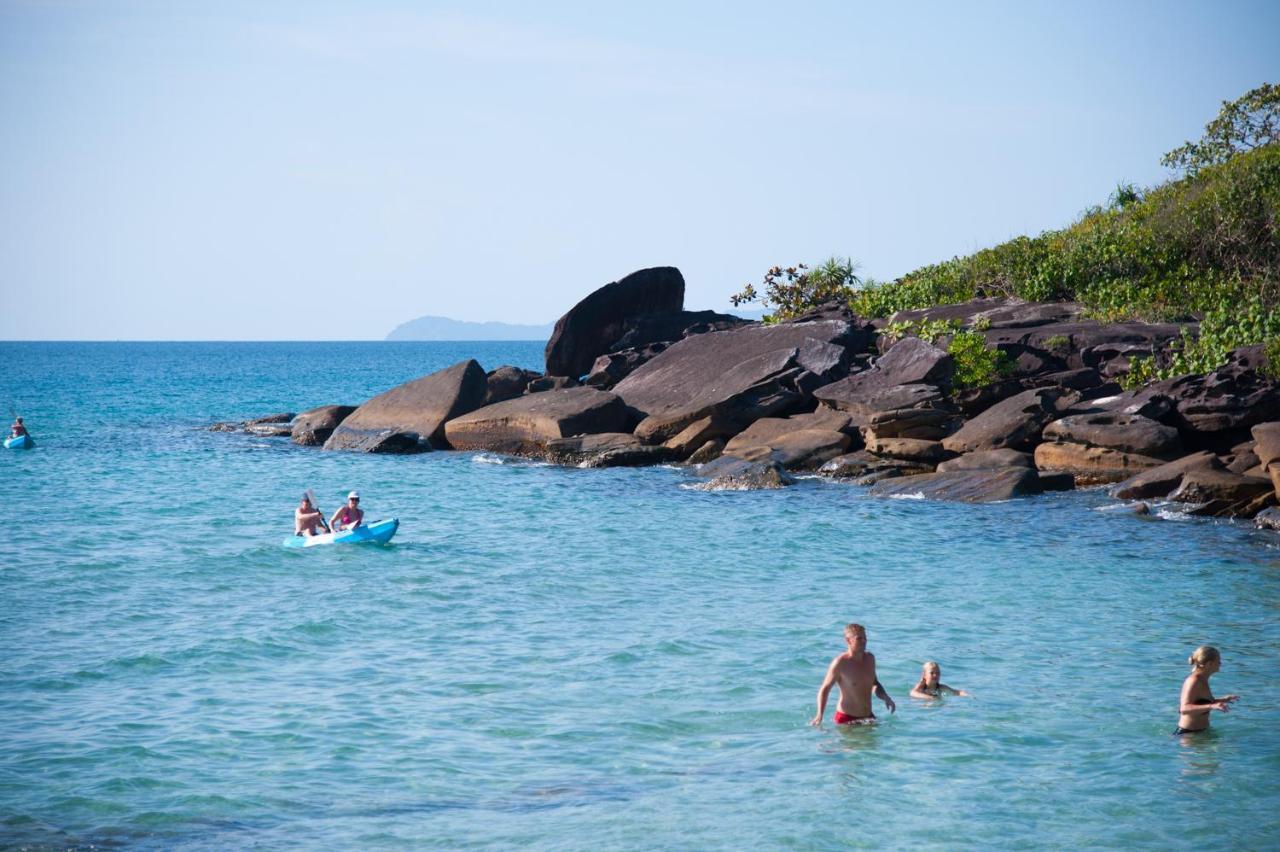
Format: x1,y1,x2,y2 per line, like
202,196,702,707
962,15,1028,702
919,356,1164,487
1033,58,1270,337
213,266,1280,530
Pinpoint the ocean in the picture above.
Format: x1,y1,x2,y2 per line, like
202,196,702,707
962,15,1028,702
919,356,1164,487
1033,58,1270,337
2,341,1278,849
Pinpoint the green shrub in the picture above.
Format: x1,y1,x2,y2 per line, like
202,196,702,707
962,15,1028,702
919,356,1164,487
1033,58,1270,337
731,257,861,320
948,330,1015,389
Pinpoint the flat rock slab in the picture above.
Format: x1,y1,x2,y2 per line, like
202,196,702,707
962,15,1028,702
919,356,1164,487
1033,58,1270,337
864,336,955,387
1168,468,1273,506
1042,412,1182,458
819,451,933,479
326,359,488,453
936,449,1034,472
815,379,948,419
1110,451,1223,500
545,266,685,378
292,404,356,446
942,387,1079,454
615,320,856,441
444,387,631,455
1033,441,1165,485
863,437,947,463
723,409,854,454
869,467,1044,503
726,429,852,471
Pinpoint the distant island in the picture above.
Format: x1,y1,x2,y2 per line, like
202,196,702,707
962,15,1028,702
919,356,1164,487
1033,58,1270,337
386,315,555,341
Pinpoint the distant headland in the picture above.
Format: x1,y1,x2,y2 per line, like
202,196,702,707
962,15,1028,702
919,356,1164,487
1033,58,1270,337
386,315,555,341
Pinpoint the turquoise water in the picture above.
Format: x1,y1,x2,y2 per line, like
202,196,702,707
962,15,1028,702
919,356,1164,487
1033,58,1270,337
2,342,1279,850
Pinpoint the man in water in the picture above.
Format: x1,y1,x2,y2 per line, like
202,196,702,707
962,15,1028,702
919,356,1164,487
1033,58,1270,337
810,623,896,725
329,491,364,532
294,494,326,537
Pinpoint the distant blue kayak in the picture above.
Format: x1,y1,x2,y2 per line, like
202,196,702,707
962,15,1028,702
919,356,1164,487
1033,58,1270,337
282,518,399,549
4,435,33,449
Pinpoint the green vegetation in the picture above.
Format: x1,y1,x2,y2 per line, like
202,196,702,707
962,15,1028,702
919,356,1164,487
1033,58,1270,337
731,257,864,322
879,317,1013,390
734,84,1280,388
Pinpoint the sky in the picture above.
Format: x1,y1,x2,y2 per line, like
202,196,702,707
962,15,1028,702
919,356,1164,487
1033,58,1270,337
1,1,1277,340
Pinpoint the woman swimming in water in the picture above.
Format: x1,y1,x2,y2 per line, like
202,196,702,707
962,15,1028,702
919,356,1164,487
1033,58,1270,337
1175,645,1239,735
909,661,969,699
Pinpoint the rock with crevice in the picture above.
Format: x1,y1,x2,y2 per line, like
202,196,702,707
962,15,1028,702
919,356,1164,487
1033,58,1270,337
1033,442,1165,485
863,437,948,463
291,405,356,446
727,429,853,471
942,387,1080,454
484,366,541,405
1110,451,1223,500
1042,412,1183,459
544,432,676,468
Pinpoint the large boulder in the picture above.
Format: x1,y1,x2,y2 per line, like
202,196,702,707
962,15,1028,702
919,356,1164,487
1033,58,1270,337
866,336,955,387
863,437,947,463
544,267,686,378
868,467,1045,502
1041,412,1183,459
1033,442,1165,485
613,320,863,442
584,343,669,389
1110,451,1223,500
722,408,854,455
1167,468,1274,517
942,387,1080,454
443,387,631,455
1250,422,1280,470
291,405,356,446
663,415,740,458
814,379,957,440
325,360,489,453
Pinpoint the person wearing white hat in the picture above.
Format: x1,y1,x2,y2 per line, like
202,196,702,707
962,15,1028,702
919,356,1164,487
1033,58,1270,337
329,491,364,532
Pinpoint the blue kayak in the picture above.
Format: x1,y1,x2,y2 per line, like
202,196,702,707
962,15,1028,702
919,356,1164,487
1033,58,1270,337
283,518,399,549
4,435,33,449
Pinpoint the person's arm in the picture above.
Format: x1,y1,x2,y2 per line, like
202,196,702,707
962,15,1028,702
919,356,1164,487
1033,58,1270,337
940,684,970,697
329,508,344,528
873,673,896,714
810,659,838,725
352,508,364,528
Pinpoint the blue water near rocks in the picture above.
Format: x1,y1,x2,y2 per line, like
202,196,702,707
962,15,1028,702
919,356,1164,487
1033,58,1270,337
2,341,1279,849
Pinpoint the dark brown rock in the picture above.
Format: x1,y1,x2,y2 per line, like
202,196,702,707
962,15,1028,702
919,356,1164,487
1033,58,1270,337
584,343,670,389
1110,451,1223,500
245,423,292,438
527,375,580,393
325,360,488,453
545,266,685,378
693,456,794,490
484,366,540,405
869,467,1044,502
663,415,740,457
246,412,296,425
1168,468,1273,515
868,336,955,387
936,449,1034,472
291,405,356,446
722,409,854,455
819,451,933,479
608,310,749,352
544,432,676,468
444,387,631,455
1125,346,1280,440
614,320,858,442
686,437,725,465
942,387,1080,454
1042,412,1183,459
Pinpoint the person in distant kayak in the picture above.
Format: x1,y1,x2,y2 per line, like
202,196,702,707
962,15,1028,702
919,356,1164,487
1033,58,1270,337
810,623,896,726
10,417,28,438
295,494,326,537
1174,645,1239,735
909,661,970,699
330,491,364,532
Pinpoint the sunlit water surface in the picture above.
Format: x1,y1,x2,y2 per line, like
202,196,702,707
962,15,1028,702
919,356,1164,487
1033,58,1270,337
2,342,1278,849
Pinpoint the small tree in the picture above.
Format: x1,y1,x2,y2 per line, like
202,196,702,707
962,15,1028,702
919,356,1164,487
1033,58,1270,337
1161,83,1280,175
731,256,861,320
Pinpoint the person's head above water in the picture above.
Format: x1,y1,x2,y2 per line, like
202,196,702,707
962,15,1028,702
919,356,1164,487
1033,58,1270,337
921,661,941,685
843,623,866,654
300,494,313,509
1189,645,1221,670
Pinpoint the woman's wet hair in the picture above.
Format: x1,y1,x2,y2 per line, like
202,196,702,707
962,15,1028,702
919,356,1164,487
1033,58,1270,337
1188,645,1221,668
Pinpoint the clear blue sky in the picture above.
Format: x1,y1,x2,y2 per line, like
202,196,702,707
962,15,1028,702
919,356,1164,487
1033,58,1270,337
2,1,1277,340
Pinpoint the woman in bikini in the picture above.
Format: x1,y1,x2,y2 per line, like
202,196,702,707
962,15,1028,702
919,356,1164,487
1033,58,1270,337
1175,645,1239,735
909,661,969,699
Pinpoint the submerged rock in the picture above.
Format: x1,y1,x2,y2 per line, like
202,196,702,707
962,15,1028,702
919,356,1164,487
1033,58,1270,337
693,455,795,490
544,432,676,468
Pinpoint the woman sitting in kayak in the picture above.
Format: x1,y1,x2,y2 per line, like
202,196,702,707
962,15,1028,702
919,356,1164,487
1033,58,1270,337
329,491,364,532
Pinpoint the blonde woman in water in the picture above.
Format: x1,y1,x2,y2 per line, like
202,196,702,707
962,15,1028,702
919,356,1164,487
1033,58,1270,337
1175,646,1239,735
909,661,969,699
